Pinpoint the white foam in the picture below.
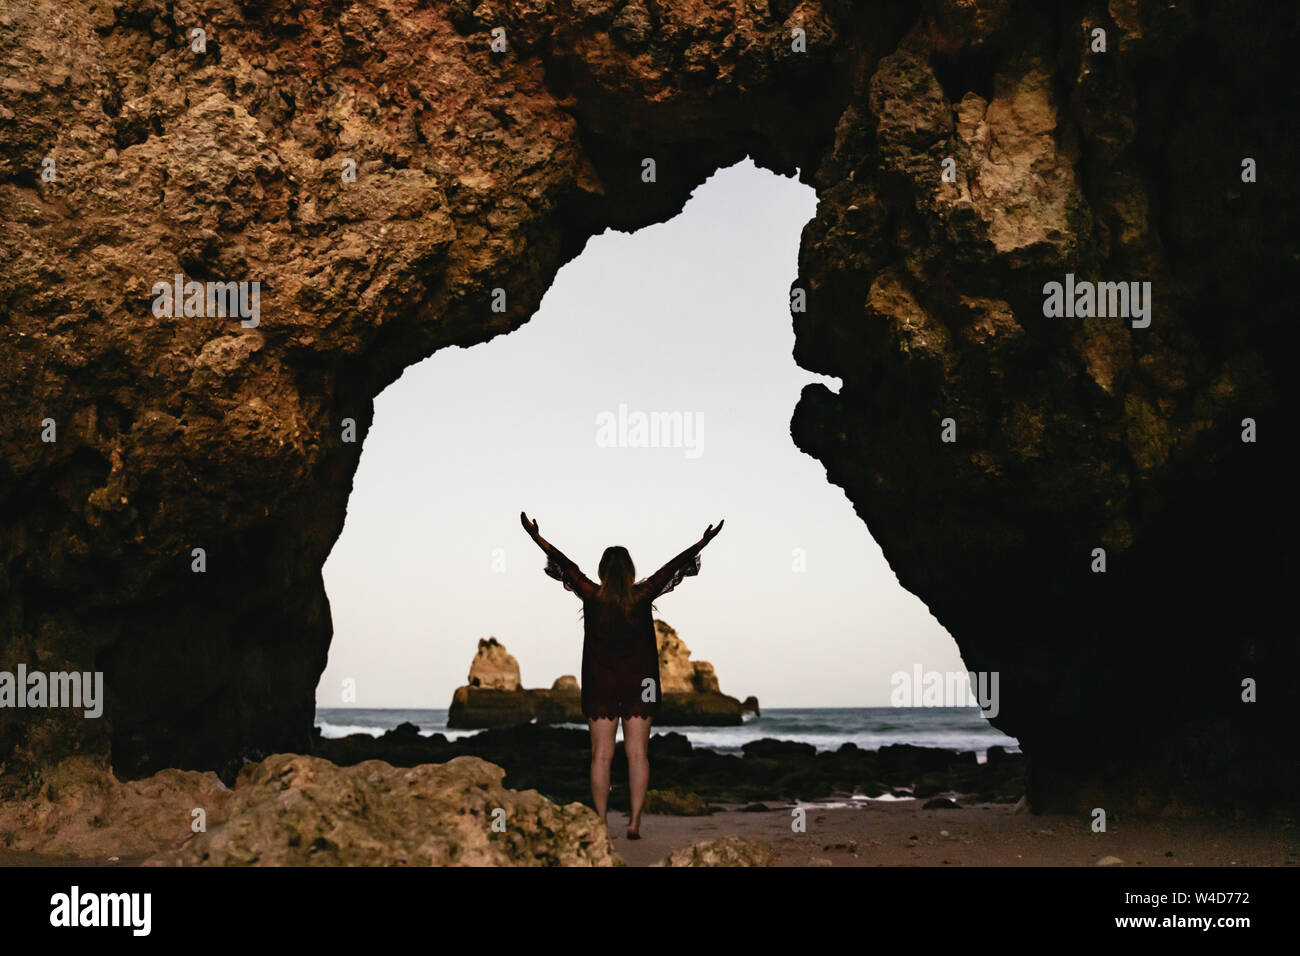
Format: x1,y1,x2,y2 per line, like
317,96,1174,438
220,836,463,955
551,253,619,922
317,720,498,742
859,793,916,802
317,722,383,738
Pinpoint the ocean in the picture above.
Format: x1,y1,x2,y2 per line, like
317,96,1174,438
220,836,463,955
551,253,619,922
316,706,1020,762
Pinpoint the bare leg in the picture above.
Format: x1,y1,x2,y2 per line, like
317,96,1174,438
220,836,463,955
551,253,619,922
587,717,618,827
622,715,652,838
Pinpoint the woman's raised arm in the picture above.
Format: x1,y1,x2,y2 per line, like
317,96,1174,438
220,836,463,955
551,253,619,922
522,511,598,599
638,521,724,599
521,511,554,554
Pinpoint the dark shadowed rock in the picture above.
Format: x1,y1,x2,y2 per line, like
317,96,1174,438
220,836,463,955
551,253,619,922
315,723,1026,810
743,738,818,760
648,732,693,758
923,796,962,809
644,789,712,816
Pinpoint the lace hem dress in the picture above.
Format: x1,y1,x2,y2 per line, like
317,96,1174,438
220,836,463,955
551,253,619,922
543,549,702,720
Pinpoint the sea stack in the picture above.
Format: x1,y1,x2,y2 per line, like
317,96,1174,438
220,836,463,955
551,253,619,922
655,620,756,726
466,637,522,691
447,638,583,728
446,625,756,728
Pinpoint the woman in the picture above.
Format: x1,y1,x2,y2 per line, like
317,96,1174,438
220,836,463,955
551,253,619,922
521,511,723,839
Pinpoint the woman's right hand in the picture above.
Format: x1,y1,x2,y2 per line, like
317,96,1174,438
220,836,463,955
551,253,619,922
702,519,724,544
521,511,540,540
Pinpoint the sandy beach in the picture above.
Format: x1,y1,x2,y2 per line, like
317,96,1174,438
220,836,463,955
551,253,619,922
612,801,1299,867
3,799,1294,868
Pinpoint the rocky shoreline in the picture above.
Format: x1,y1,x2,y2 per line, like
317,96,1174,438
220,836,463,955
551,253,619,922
0,728,1025,866
314,721,1026,811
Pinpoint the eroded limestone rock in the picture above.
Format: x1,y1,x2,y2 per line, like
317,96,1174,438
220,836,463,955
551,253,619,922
149,754,618,866
1,0,1295,814
467,637,523,691
657,835,776,867
0,752,620,865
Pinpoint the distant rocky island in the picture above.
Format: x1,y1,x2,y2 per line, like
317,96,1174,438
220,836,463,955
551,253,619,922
447,621,759,728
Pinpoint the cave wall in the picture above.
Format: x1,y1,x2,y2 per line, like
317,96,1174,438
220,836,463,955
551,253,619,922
1,0,1295,811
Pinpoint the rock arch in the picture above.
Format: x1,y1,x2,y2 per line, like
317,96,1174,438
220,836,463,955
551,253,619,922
1,0,1295,812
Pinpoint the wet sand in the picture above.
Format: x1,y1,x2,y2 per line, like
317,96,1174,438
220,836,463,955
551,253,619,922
3,800,1294,867
611,800,1300,867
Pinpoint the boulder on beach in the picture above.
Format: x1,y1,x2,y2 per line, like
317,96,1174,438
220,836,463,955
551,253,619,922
743,738,817,760
147,754,619,866
657,836,776,867
644,789,712,816
0,756,234,860
922,796,963,809
1,752,620,866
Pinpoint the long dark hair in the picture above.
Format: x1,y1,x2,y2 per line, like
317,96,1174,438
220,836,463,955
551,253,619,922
596,546,637,609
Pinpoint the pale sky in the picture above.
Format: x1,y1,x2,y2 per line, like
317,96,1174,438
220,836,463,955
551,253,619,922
317,159,970,709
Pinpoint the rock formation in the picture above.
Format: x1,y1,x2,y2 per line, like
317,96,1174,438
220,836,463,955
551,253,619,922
0,755,235,860
448,683,585,729
151,753,618,866
316,723,1027,808
644,788,712,816
655,619,756,724
0,751,619,865
657,836,776,867
1,0,1295,813
448,624,753,727
448,638,583,728
656,619,718,693
467,637,523,691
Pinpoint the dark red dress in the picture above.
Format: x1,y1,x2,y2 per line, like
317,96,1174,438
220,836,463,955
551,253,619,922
544,548,702,720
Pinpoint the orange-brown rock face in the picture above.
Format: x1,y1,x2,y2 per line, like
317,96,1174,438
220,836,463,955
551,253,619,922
655,618,751,725
1,1,1296,812
0,753,618,864
467,638,523,691
448,638,582,728
655,619,719,695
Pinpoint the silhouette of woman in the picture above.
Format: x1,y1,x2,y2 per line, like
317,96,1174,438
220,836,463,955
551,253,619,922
521,512,723,839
